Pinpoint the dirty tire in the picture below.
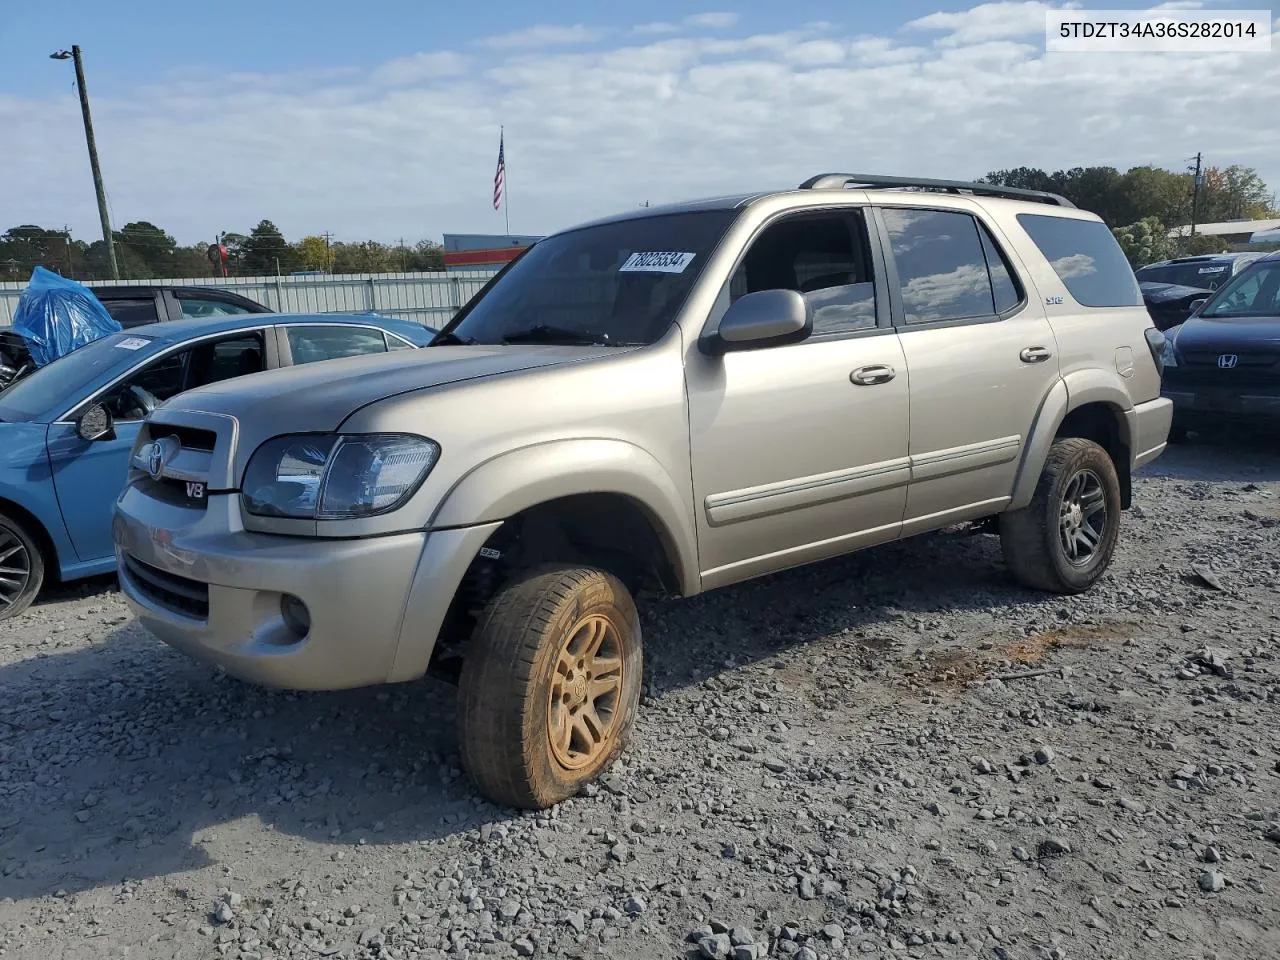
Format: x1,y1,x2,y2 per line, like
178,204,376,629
457,564,642,810
1000,438,1121,595
0,511,44,622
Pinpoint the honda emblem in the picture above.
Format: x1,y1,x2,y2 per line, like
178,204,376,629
1217,354,1239,369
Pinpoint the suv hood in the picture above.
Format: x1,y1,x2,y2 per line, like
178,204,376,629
1173,315,1280,353
159,344,616,433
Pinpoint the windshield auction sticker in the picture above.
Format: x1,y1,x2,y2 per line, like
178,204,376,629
619,252,696,273
114,337,151,350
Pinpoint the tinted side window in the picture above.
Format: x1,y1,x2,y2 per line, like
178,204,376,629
882,209,996,325
100,298,160,328
1017,213,1142,308
286,325,390,365
728,211,877,336
177,295,254,319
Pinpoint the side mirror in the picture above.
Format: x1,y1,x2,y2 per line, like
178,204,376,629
76,402,116,442
702,288,812,355
1189,298,1208,314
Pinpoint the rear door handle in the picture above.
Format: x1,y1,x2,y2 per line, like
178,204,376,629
850,364,896,385
1020,345,1052,363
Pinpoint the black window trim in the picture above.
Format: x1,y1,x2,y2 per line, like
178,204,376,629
55,327,274,424
700,203,897,348
871,204,1028,334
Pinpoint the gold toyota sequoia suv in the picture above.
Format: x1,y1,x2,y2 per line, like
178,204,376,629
113,174,1173,808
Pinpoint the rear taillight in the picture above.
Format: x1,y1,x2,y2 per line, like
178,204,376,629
1144,327,1167,376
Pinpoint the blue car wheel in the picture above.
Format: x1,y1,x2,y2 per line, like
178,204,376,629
0,512,43,621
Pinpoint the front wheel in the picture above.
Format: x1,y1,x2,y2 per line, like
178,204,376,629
457,564,643,809
0,511,44,622
999,438,1122,594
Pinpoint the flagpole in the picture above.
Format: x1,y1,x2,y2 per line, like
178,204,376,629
502,125,510,237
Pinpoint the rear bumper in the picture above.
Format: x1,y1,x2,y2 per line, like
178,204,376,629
113,487,499,690
1128,396,1174,470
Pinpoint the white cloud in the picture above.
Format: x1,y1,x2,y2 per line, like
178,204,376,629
477,24,605,51
685,12,740,29
635,12,740,35
372,52,469,86
906,1,1082,46
3,3,1277,247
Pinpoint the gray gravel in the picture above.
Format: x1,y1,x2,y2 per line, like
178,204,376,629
2,437,1279,959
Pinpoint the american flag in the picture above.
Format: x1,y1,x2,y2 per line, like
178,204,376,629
493,130,505,211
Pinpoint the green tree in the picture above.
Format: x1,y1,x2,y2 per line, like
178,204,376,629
296,235,335,272
332,240,393,274
170,244,217,277
1111,166,1190,229
115,221,178,276
405,239,445,272
242,220,299,275
1197,165,1277,222
0,225,87,278
1112,217,1175,268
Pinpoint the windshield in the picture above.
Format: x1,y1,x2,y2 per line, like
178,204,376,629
1136,261,1236,290
1200,260,1280,318
0,332,157,422
439,209,739,347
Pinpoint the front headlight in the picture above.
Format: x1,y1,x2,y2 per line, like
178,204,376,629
242,433,440,520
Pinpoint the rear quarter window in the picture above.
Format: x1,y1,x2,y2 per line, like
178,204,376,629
1017,214,1142,308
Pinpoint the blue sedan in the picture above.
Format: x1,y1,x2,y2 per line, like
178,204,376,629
0,312,435,619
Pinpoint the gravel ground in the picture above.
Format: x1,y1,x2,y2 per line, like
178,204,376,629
2,435,1279,960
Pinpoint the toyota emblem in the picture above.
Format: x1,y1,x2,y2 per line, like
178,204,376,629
145,436,180,480
1217,354,1239,369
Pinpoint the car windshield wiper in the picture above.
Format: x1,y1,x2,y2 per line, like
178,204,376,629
500,324,616,346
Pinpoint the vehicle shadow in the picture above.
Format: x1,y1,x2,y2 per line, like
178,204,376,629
0,525,1048,902
1140,424,1280,483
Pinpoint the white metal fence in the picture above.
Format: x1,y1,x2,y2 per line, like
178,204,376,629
0,269,502,328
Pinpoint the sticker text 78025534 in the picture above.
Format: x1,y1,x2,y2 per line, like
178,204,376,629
619,252,696,274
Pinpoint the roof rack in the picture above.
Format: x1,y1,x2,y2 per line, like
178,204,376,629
798,173,1076,208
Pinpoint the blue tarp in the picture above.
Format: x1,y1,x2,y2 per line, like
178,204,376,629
12,266,121,367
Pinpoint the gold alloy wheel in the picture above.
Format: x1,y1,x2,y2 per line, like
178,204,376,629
547,614,625,770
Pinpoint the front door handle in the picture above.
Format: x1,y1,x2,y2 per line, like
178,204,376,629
1020,345,1052,363
850,364,896,385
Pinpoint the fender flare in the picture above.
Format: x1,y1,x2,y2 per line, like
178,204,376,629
429,438,700,596
1009,371,1134,510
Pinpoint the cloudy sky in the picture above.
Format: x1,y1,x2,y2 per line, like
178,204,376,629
1,0,1277,246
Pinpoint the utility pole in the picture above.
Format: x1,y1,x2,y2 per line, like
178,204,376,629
1189,152,1203,239
51,46,118,279
321,231,334,273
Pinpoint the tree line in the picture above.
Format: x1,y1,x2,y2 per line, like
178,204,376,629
3,162,1275,281
979,163,1277,266
0,219,446,282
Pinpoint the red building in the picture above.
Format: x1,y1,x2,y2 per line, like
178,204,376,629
442,233,542,272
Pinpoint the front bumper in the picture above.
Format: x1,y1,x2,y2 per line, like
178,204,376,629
1163,385,1280,424
113,486,500,690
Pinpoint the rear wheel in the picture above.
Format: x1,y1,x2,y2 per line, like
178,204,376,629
1000,438,1121,594
0,512,44,622
457,564,642,809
